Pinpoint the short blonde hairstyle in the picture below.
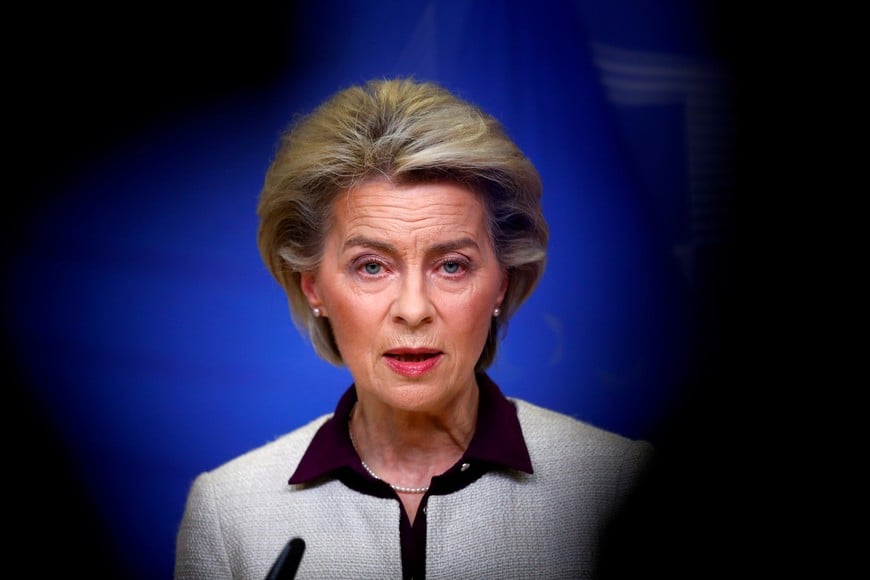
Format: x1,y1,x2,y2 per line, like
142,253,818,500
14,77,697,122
257,78,548,370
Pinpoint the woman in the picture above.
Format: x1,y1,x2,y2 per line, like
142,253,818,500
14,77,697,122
175,78,653,579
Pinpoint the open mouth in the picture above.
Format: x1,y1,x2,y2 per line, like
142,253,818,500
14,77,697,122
382,349,443,377
385,352,439,362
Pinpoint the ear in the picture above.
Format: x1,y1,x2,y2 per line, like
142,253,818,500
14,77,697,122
300,271,327,316
496,269,509,306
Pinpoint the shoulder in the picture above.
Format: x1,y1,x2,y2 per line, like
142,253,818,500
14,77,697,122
194,413,332,492
176,414,339,578
511,398,654,471
508,398,654,522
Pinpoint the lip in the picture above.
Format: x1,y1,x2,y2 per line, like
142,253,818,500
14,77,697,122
382,348,443,378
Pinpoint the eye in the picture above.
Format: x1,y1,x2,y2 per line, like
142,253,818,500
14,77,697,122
438,258,471,277
363,261,382,275
351,254,391,280
442,260,462,274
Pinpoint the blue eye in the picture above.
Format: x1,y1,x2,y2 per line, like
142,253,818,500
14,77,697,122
443,261,461,274
363,262,382,275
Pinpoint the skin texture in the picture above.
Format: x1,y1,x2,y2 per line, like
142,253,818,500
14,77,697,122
301,180,507,523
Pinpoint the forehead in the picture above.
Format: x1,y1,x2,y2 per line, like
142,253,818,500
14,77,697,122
331,180,490,240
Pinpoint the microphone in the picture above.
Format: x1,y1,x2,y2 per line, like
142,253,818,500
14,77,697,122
264,537,305,580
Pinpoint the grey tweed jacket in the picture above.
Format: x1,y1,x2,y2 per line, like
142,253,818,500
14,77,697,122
174,398,653,580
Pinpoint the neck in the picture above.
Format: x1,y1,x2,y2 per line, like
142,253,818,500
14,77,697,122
348,385,479,489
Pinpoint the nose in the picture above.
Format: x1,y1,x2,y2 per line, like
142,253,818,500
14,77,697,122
390,271,434,327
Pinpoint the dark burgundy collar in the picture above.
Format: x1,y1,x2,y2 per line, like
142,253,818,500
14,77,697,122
288,372,533,485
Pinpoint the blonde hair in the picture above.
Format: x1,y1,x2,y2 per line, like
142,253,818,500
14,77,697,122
257,78,548,369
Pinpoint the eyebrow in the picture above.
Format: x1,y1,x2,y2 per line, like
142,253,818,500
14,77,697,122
343,235,482,255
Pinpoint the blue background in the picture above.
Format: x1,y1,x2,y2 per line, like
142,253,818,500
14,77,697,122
5,1,748,577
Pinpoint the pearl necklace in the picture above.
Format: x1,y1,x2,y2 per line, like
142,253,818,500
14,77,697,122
348,425,430,494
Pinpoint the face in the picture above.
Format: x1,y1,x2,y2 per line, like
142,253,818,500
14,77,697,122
301,180,508,414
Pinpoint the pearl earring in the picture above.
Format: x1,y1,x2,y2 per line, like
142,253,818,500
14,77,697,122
493,307,501,318
312,307,321,318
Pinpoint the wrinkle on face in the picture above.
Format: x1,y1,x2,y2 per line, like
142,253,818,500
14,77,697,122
305,179,507,419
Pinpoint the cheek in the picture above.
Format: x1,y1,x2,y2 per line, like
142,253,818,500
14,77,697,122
319,274,362,315
443,291,495,337
324,289,386,343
